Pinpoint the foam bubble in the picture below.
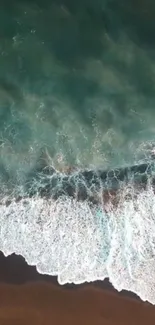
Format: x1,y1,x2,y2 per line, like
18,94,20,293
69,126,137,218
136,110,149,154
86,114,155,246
1,170,155,304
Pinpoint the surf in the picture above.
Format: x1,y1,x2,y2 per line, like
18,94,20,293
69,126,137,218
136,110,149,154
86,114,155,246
0,157,155,304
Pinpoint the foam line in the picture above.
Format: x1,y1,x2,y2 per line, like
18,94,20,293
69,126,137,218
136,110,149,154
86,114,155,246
0,162,155,304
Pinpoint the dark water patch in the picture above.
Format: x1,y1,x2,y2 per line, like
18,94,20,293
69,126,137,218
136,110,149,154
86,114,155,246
23,161,155,204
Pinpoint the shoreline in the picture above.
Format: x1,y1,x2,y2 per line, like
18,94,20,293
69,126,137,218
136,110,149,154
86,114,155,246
0,252,154,325
0,251,141,301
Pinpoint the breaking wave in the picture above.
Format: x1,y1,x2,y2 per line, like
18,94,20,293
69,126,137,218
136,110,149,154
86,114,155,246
1,165,155,305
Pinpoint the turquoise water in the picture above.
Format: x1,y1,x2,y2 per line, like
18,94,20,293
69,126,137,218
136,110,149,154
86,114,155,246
0,0,155,190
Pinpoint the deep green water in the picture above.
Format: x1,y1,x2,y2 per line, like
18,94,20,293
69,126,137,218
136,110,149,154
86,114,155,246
0,0,155,188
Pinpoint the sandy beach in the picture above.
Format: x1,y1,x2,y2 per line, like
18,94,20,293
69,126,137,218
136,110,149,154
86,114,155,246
0,252,154,325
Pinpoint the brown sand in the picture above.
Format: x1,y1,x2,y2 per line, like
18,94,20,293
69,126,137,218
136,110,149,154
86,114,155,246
0,252,155,324
0,282,154,325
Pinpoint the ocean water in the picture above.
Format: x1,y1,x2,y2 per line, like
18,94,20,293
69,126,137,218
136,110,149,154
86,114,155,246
1,0,155,304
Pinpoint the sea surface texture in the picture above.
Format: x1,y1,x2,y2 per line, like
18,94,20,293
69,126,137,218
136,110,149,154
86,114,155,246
1,0,155,304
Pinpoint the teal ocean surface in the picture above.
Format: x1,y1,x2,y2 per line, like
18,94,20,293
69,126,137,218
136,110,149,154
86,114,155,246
0,0,155,184
1,0,155,304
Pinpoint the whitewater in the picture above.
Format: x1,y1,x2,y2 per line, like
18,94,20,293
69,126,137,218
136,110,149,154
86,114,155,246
1,165,155,305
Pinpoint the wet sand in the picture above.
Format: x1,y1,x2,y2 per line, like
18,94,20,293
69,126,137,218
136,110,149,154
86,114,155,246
0,252,155,325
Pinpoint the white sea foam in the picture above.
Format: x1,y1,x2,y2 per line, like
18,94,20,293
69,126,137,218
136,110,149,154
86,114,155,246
0,179,155,304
